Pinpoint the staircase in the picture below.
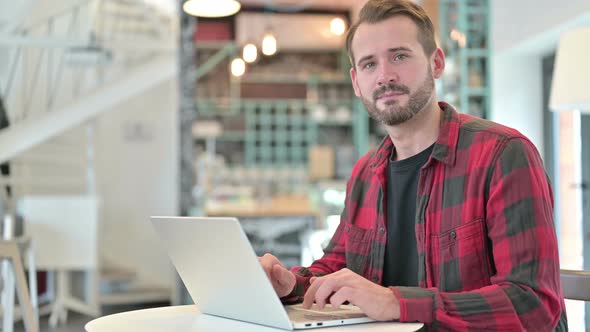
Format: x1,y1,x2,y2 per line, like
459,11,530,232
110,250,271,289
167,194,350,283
0,0,178,324
100,264,170,306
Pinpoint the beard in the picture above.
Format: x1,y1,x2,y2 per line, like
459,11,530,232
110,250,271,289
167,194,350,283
360,68,435,126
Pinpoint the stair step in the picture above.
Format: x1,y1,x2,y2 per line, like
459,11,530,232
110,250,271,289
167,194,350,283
100,286,171,305
100,267,136,284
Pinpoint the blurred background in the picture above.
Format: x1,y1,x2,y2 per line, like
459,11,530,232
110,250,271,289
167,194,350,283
0,0,589,331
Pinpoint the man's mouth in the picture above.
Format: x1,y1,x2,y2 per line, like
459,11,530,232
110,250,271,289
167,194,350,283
376,91,406,101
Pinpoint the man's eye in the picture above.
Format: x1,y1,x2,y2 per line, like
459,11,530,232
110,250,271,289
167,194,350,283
363,62,375,69
394,54,407,61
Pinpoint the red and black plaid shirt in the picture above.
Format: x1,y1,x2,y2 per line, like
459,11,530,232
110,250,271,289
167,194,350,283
287,102,567,331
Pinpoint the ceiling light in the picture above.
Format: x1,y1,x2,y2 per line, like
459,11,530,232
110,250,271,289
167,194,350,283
330,18,346,36
262,33,277,56
230,58,246,77
242,43,258,63
182,0,241,18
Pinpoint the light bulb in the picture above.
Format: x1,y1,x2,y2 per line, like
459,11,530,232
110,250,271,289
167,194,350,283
182,0,240,18
242,43,258,63
262,33,277,56
330,17,346,36
231,58,246,77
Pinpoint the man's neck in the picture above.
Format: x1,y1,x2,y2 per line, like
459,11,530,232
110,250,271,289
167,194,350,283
385,99,441,161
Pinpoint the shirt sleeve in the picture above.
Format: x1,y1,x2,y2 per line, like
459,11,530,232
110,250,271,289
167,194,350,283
391,137,565,331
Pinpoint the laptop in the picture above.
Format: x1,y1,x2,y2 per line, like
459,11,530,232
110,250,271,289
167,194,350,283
150,216,375,330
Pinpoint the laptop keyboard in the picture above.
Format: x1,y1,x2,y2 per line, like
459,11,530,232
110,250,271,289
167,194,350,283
289,304,367,318
290,304,352,313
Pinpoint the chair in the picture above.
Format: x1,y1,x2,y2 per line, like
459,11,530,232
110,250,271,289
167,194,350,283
560,269,590,301
18,195,99,327
0,237,39,332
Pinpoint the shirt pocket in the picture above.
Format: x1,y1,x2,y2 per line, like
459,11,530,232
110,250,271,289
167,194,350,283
345,224,374,276
435,218,491,292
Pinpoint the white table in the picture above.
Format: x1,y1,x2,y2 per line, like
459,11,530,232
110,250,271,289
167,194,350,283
85,305,424,332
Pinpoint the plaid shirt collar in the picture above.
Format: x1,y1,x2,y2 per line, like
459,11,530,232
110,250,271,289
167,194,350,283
369,102,460,173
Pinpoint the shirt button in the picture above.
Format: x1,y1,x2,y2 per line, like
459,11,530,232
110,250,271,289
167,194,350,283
450,231,457,239
379,227,385,234
372,275,379,282
345,226,350,232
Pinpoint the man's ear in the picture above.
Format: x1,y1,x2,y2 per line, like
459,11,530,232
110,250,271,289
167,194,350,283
431,48,445,79
350,67,361,97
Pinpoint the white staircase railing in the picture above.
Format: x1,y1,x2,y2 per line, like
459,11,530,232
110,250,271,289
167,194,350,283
0,0,176,159
0,55,176,165
0,0,178,328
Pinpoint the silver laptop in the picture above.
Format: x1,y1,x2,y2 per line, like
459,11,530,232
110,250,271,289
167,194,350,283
150,216,375,330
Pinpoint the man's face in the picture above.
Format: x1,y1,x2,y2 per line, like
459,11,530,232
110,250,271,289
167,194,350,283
349,16,442,126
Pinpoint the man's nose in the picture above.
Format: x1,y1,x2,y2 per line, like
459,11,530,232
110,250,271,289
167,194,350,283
376,64,399,86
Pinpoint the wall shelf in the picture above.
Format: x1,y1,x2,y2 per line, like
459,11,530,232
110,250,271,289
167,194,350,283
439,0,491,119
192,44,373,170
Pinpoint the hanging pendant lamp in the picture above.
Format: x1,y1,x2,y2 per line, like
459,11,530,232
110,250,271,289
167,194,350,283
183,0,241,18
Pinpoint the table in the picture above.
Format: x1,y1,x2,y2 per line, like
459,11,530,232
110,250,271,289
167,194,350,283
85,305,424,332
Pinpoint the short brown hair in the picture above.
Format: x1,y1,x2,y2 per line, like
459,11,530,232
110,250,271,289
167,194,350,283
345,0,437,68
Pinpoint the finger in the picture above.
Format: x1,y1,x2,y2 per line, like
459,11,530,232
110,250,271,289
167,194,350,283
329,286,354,309
313,272,361,309
282,269,296,291
267,253,287,268
302,276,325,309
270,267,285,291
260,264,271,279
314,278,340,309
260,254,281,279
304,272,350,309
259,254,272,271
272,264,292,285
273,265,297,296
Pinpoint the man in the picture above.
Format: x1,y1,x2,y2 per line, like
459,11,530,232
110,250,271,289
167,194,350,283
260,0,567,330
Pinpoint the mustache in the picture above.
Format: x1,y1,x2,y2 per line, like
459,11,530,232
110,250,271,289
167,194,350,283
373,83,410,100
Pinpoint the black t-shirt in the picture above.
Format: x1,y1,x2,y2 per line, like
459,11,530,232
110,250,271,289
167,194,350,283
382,144,434,287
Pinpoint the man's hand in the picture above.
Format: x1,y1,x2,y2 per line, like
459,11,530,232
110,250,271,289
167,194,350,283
259,253,296,297
302,268,400,321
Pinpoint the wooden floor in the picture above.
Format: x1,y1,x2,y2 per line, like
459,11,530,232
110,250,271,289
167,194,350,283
15,312,93,332
14,302,170,332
